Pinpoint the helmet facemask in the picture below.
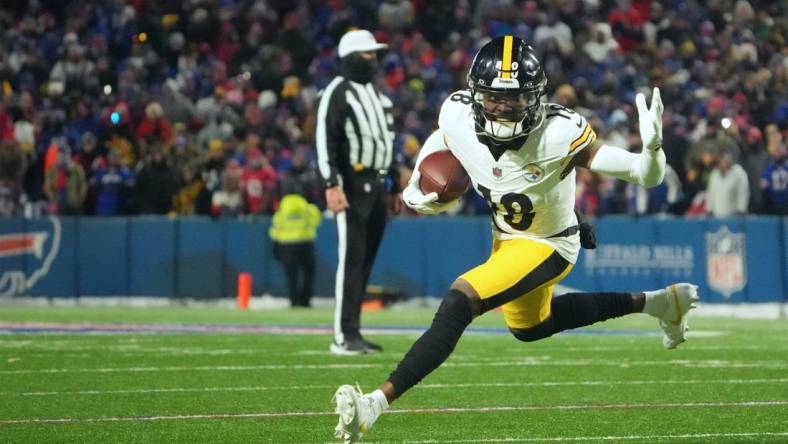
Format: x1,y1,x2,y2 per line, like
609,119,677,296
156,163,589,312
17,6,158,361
471,86,545,141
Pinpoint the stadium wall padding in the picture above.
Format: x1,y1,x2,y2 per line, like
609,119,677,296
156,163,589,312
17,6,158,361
0,216,785,302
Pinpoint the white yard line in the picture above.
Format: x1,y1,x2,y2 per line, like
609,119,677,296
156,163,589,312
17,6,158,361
2,358,786,375
3,378,786,397
420,378,788,389
386,400,788,414
9,385,335,396
0,363,380,374
0,401,786,425
405,431,788,443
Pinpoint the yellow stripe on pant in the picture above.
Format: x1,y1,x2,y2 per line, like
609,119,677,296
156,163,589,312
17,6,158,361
459,237,573,329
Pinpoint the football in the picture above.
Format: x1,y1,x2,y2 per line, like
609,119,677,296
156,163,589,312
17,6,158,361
418,150,470,203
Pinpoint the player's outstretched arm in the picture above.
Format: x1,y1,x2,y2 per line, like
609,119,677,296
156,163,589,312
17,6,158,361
573,88,666,188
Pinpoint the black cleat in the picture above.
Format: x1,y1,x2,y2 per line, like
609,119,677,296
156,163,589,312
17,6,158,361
360,337,383,353
330,338,368,355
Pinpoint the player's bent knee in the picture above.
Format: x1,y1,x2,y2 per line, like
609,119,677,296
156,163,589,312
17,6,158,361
436,289,476,325
449,279,482,317
509,318,557,342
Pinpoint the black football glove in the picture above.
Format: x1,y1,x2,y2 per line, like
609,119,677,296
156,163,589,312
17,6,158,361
574,208,597,250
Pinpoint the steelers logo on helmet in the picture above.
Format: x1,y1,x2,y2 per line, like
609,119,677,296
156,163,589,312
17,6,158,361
467,36,547,150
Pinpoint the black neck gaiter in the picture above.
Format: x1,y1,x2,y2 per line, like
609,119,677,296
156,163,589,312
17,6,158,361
341,54,377,84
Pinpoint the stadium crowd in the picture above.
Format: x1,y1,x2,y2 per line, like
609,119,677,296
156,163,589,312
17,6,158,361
0,0,785,218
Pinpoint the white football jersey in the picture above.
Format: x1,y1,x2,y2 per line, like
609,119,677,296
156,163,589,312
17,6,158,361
423,90,597,263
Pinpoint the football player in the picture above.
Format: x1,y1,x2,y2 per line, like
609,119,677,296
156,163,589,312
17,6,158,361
333,36,699,443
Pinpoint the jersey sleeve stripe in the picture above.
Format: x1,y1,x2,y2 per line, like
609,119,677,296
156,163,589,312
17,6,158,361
569,123,591,149
583,130,597,150
568,124,594,153
573,129,596,153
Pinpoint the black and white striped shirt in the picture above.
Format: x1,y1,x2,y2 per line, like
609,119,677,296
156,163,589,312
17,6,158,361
315,77,396,189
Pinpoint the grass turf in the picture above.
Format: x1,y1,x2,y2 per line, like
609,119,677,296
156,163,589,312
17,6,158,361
0,305,787,443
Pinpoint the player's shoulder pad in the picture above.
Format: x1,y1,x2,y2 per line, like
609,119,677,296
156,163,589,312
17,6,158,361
438,90,473,129
543,102,586,132
543,102,596,155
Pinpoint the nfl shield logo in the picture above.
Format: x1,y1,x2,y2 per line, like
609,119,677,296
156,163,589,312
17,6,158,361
705,226,746,298
492,167,502,178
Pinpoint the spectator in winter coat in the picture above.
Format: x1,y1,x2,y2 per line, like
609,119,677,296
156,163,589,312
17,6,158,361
240,149,277,215
105,130,137,169
172,164,204,216
211,163,243,217
583,23,619,63
91,150,134,216
706,152,750,218
136,102,174,151
739,126,769,212
685,125,739,188
44,147,87,215
279,150,322,204
760,145,788,216
0,141,27,216
135,147,178,214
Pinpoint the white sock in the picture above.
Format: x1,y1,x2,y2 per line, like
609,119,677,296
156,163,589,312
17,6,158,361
642,289,668,317
369,389,389,411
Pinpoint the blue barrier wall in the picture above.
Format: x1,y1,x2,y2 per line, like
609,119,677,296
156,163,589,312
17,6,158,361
564,216,786,303
0,216,785,301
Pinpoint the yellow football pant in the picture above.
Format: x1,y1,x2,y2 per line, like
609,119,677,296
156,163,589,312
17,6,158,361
459,237,573,329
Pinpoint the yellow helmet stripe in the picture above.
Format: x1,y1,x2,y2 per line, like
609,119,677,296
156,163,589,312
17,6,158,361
501,36,513,79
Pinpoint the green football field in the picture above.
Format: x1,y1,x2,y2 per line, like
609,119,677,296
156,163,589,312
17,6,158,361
0,305,787,443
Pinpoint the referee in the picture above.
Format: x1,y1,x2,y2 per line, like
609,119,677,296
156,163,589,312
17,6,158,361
316,29,401,355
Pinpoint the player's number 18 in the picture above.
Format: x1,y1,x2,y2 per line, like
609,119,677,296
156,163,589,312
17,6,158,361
477,184,535,231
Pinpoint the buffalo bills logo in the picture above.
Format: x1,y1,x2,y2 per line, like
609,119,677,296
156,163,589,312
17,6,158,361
0,217,61,297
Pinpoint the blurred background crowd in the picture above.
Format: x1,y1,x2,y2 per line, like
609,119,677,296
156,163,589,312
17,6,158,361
0,0,785,219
